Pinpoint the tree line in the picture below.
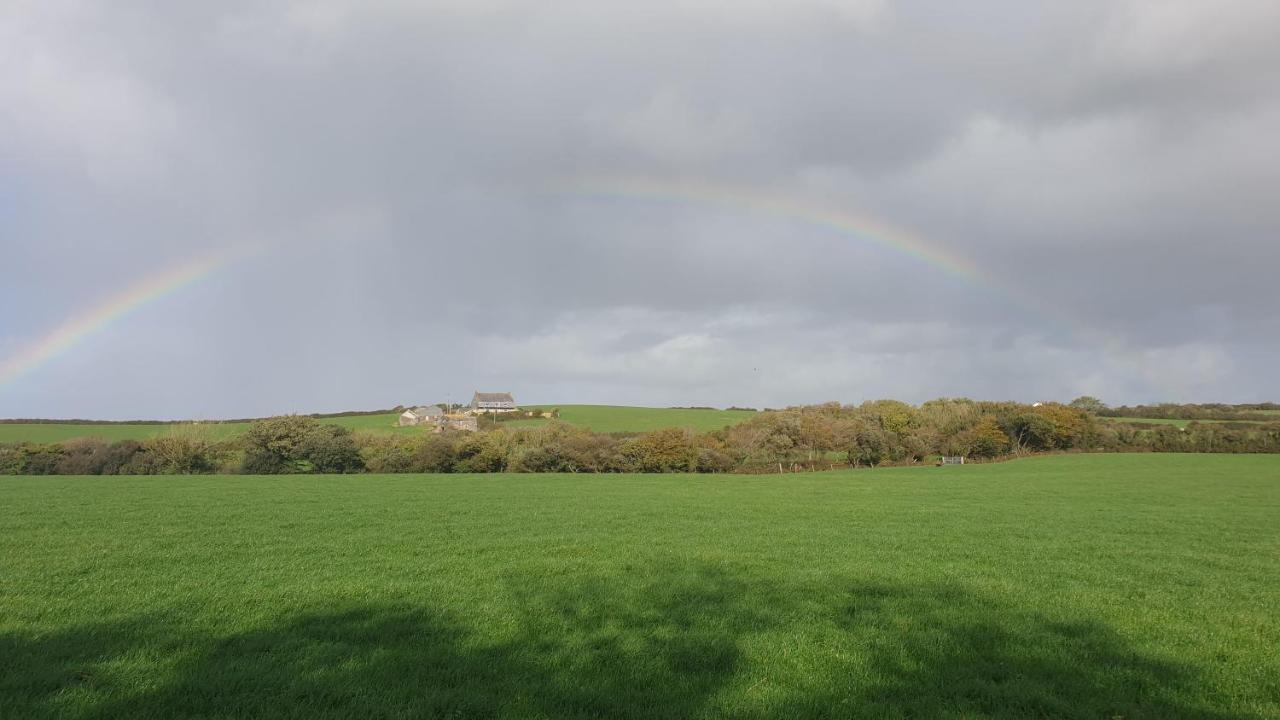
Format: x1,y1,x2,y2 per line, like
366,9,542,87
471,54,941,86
1092,401,1280,422
4,398,1279,476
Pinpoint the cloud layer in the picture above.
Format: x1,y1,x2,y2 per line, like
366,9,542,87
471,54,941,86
2,0,1278,418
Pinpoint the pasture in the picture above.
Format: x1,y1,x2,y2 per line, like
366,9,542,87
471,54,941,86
1098,416,1242,429
2,454,1278,719
0,421,250,443
516,404,759,433
0,417,410,444
0,405,759,443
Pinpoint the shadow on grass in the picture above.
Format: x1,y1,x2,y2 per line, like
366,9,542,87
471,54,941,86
1,565,1258,719
819,582,1248,720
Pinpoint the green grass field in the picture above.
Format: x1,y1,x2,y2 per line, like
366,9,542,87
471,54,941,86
3,454,1278,719
1099,417,1270,429
515,404,759,433
0,406,758,443
324,413,420,434
1099,416,1199,428
0,421,253,443
2,410,1241,443
0,415,415,444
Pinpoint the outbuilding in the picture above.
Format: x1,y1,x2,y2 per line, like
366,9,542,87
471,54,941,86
399,405,444,427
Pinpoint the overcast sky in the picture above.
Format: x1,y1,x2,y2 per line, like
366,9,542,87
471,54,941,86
2,0,1278,419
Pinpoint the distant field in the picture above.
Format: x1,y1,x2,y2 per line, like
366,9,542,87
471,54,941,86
0,422,251,443
513,404,758,433
324,413,418,434
2,454,1278,719
0,406,758,443
5,407,1271,444
1098,416,1266,429
0,413,414,443
1099,416,1197,428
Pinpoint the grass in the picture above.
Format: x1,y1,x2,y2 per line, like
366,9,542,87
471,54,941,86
0,413,418,443
1099,416,1195,428
2,454,1279,719
0,406,758,443
324,413,420,434
1099,416,1277,430
3,409,1270,444
0,421,252,443
1098,416,1248,429
512,404,759,433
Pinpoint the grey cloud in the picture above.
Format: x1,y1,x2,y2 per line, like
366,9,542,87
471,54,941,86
2,0,1278,418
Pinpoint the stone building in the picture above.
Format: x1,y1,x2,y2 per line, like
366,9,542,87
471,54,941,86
470,392,517,413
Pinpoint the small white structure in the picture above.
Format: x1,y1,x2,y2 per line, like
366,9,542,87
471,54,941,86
399,405,444,427
940,456,966,465
470,392,517,413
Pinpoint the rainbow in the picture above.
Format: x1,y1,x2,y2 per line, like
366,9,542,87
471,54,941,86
563,174,1023,307
561,174,1168,397
0,246,246,389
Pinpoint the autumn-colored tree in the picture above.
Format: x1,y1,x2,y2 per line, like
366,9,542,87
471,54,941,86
622,428,697,473
1032,403,1090,449
797,411,837,462
962,417,1010,458
862,399,918,436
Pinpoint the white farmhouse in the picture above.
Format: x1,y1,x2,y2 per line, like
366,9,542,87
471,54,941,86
470,392,517,413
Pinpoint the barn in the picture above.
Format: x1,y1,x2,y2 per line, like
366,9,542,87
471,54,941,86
399,405,444,427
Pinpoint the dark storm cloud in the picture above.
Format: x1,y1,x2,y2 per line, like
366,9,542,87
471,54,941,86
2,0,1278,418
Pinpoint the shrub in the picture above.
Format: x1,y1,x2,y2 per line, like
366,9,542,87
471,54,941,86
415,435,457,473
555,432,625,473
695,445,736,473
242,415,362,473
623,428,696,473
847,425,888,467
139,436,215,474
453,433,506,473
54,438,110,475
15,444,66,475
0,444,26,475
358,435,421,473
298,425,363,473
101,440,145,474
999,412,1058,452
242,415,319,473
509,445,567,473
962,418,1010,458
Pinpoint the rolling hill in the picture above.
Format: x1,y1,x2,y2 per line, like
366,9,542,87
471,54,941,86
0,405,760,443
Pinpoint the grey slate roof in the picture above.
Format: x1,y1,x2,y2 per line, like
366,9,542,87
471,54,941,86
472,392,515,404
408,405,443,417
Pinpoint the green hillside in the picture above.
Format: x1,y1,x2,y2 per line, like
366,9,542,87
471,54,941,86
516,405,759,433
2,455,1277,718
324,413,418,434
1097,416,1263,429
6,405,1273,444
0,422,250,444
0,413,410,444
0,406,759,443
